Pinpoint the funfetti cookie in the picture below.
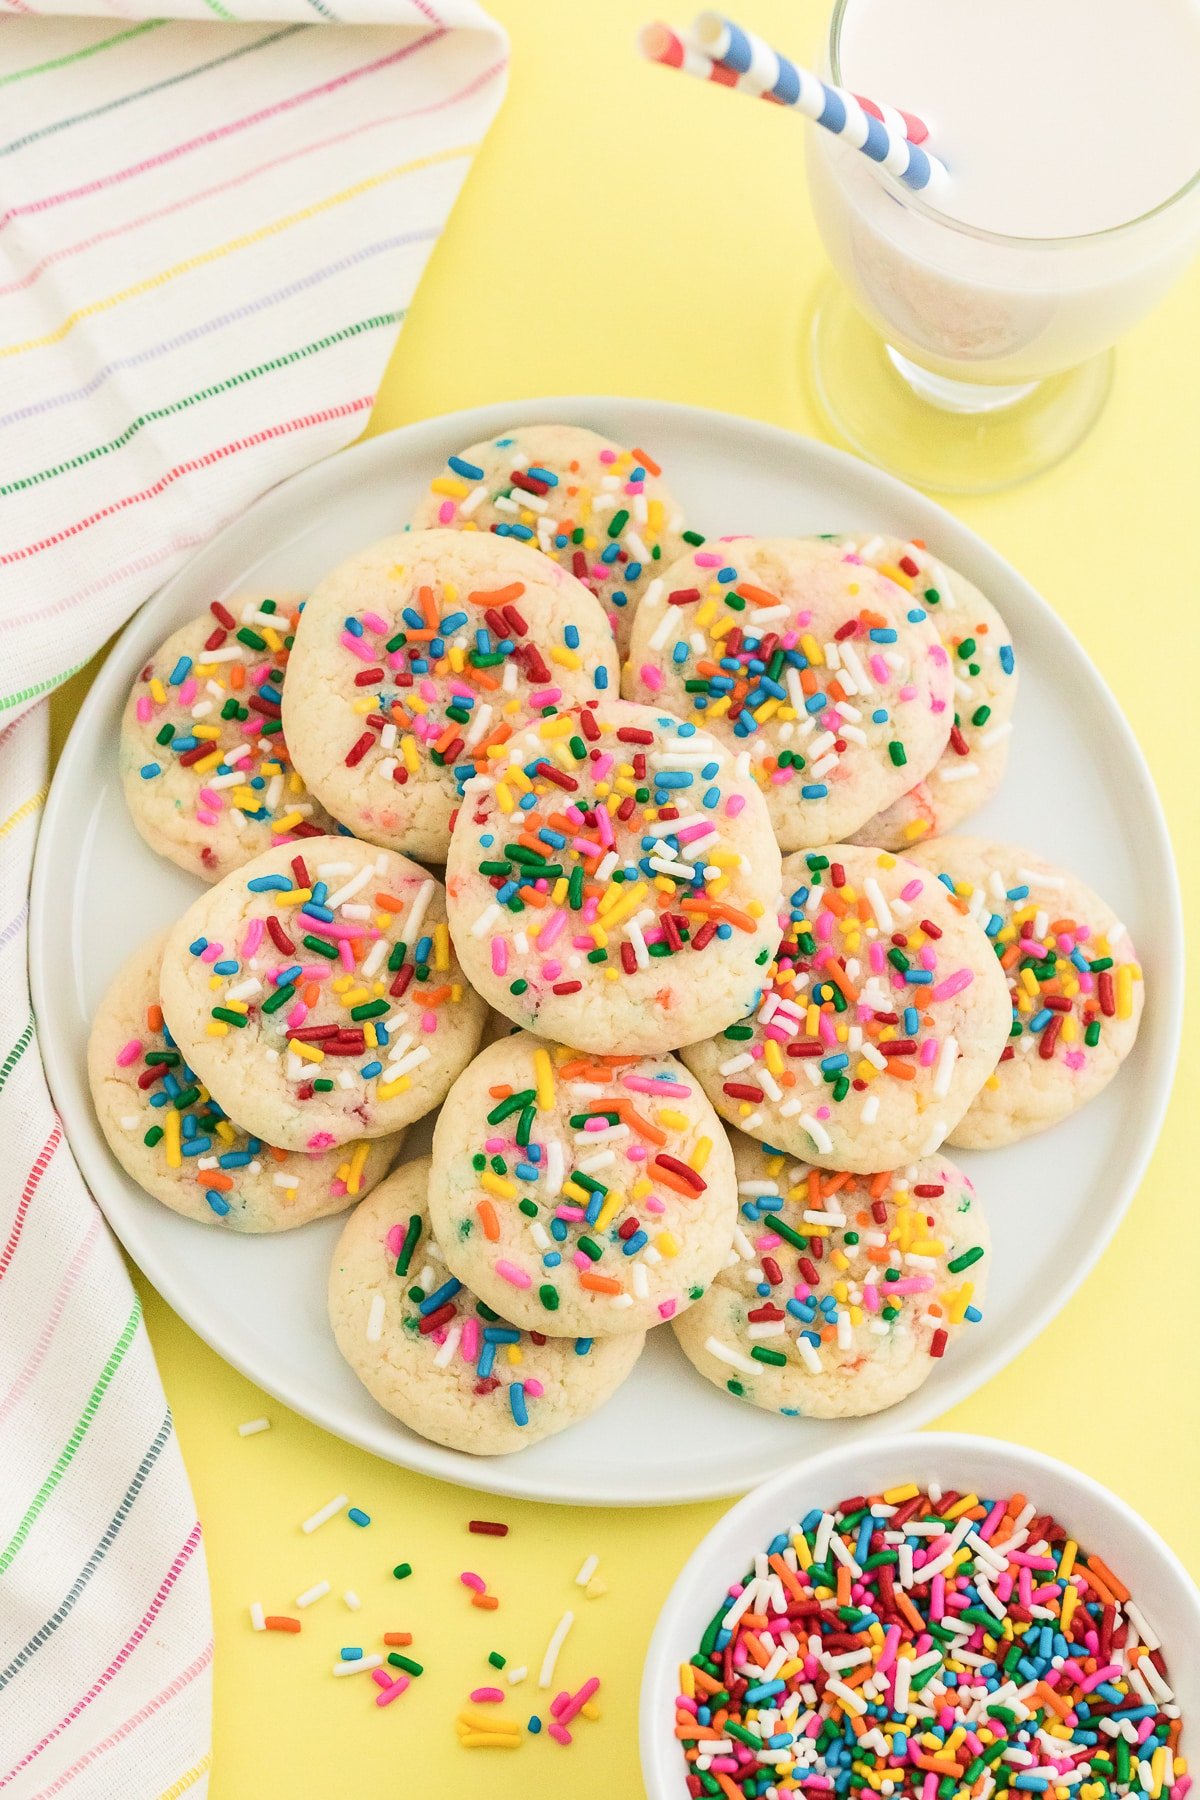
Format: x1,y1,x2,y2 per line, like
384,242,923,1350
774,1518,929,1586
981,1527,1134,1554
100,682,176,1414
89,933,403,1230
328,1158,644,1455
905,836,1145,1148
121,592,342,882
672,1129,988,1418
834,537,1018,850
623,537,953,853
427,1034,738,1339
410,423,694,658
445,698,783,1056
160,838,486,1153
681,846,1011,1172
282,530,619,864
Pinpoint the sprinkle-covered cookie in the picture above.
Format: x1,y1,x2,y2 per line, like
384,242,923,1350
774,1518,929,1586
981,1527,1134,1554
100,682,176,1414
673,1129,988,1417
328,1158,644,1455
623,537,953,853
160,837,486,1153
446,698,783,1055
681,845,1011,1171
836,537,1018,850
281,530,619,863
410,423,694,658
88,933,403,1230
906,836,1145,1147
428,1034,737,1338
120,592,341,882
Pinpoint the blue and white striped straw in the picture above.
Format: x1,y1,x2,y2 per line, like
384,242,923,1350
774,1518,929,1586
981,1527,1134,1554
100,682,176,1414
691,10,946,193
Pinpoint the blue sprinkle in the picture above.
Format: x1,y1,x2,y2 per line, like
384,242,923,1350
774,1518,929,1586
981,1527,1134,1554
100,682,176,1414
418,1277,462,1316
218,1150,253,1169
574,1338,593,1355
347,1508,371,1528
140,762,161,779
448,455,485,480
168,655,192,686
527,1716,543,1735
359,1060,383,1079
1000,644,1015,674
509,1383,529,1427
213,959,238,976
247,874,292,893
477,1343,496,1379
340,1646,364,1660
343,616,364,637
565,623,580,650
801,784,829,799
868,627,898,643
188,936,209,955
205,1190,231,1216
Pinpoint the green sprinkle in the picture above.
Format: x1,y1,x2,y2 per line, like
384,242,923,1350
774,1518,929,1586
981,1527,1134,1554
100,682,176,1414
888,740,907,767
144,1125,164,1147
350,999,389,1021
947,1245,985,1273
751,1346,788,1366
392,1563,413,1580
388,1653,423,1676
302,933,339,960
395,1214,422,1277
261,983,296,1014
539,1284,560,1310
211,1007,248,1027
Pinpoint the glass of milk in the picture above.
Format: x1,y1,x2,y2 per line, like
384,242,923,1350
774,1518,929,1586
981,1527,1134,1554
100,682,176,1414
806,0,1200,492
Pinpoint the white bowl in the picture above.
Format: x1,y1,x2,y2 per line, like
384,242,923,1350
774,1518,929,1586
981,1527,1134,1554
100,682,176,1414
640,1431,1200,1800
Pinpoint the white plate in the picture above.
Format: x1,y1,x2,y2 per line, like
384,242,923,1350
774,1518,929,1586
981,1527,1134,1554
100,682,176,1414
33,397,1182,1507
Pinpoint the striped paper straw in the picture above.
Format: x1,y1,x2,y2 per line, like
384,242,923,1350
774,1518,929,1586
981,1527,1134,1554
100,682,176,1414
640,15,945,194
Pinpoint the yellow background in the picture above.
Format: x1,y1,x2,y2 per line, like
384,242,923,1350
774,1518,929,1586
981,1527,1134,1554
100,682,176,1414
49,2,1200,1794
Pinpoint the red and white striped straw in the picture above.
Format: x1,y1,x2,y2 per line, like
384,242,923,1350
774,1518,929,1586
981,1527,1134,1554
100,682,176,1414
638,16,944,193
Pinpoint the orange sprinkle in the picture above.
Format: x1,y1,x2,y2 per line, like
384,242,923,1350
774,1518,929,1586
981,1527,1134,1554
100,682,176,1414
383,1632,413,1647
229,662,245,691
471,1593,499,1611
579,1273,622,1295
631,446,661,477
146,1003,164,1031
477,1199,500,1242
374,892,406,912
468,582,525,606
199,1171,234,1192
264,1616,301,1633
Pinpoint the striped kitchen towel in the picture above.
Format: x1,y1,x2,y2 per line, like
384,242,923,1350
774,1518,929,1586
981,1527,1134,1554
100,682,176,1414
0,2,507,1792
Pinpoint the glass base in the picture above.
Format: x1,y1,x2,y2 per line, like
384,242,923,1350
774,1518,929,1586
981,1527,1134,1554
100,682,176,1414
807,279,1114,495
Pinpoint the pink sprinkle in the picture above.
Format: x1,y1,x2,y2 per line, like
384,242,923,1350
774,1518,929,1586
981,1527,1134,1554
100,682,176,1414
622,1073,691,1096
599,448,616,464
338,940,355,971
136,695,152,723
495,1259,531,1289
919,1037,938,1067
438,499,456,524
572,1250,591,1271
484,1135,507,1154
491,937,508,977
115,1038,142,1068
376,1673,410,1707
525,1378,544,1399
196,808,220,826
339,630,377,663
178,677,198,706
553,1677,600,1725
899,683,917,702
286,1002,307,1031
869,655,891,683
530,687,563,708
199,941,223,964
361,611,389,635
639,664,664,692
420,1011,437,1033
694,552,723,567
307,1131,335,1151
461,1317,481,1362
386,1222,407,1256
900,879,924,902
657,1298,677,1320
869,941,886,974
460,1570,486,1593
548,1722,572,1745
931,968,974,1003
470,1687,505,1704
198,787,221,808
724,793,746,817
538,909,568,951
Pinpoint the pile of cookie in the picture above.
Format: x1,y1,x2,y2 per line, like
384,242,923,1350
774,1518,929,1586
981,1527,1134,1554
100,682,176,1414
90,424,1145,1456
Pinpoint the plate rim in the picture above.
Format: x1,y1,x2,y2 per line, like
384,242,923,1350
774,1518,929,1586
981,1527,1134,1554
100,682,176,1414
32,394,1185,1507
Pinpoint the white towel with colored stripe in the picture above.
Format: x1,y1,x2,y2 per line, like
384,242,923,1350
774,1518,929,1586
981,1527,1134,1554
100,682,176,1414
0,2,507,1792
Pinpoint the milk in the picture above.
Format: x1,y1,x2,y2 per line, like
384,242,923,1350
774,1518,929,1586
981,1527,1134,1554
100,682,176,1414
808,0,1200,385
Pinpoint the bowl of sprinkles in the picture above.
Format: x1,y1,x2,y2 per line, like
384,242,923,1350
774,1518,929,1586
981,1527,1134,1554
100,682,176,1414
641,1433,1198,1800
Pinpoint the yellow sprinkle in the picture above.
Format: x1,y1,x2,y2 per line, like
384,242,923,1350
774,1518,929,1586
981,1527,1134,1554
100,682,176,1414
272,812,304,834
505,1343,522,1366
206,1021,229,1037
364,1023,378,1049
593,1189,625,1233
431,476,469,498
1058,1540,1078,1580
656,1231,680,1258
289,1039,324,1064
401,736,420,774
346,1142,370,1196
376,1077,411,1101
533,1047,556,1113
164,1108,181,1169
1116,963,1135,1019
549,646,582,670
275,887,313,907
495,782,514,814
191,749,224,775
679,1662,695,1699
655,1108,689,1131
942,1493,978,1521
480,1171,517,1200
434,923,451,972
691,1136,712,1173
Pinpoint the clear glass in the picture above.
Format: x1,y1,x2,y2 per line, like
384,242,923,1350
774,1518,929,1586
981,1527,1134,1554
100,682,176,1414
805,0,1200,490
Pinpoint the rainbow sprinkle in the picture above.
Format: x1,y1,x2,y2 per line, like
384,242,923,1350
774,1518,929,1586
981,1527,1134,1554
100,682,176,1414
126,595,336,875
675,1486,1183,1800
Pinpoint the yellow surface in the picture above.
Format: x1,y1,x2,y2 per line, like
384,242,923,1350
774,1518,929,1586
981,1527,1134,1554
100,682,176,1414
48,3,1200,1795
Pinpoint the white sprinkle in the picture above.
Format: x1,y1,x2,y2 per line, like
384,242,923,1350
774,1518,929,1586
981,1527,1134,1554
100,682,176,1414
250,1601,266,1631
471,902,501,938
705,1335,756,1375
333,1654,383,1675
538,1610,574,1689
507,1664,528,1685
238,1418,271,1437
932,1035,958,1099
800,1113,833,1155
301,1495,348,1535
401,879,435,946
366,1294,386,1343
296,1580,331,1608
343,1590,361,1611
575,1554,599,1587
432,1324,462,1369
